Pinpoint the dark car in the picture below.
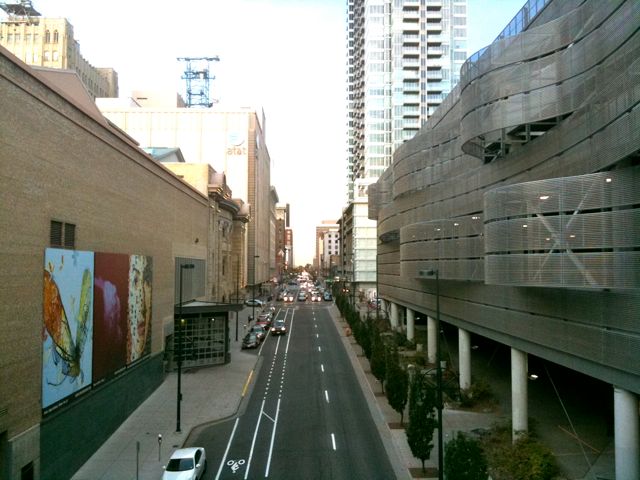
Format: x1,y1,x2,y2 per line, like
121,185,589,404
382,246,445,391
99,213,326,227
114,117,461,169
249,325,266,342
242,333,259,349
270,319,287,335
323,292,333,301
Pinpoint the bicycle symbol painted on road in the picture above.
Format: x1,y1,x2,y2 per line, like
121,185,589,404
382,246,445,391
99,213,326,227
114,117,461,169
227,459,246,473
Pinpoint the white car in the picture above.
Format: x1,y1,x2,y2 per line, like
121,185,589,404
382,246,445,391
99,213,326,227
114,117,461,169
163,447,207,480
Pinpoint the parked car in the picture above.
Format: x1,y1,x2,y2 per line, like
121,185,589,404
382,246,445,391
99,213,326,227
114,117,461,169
245,299,264,307
242,332,260,349
257,312,273,327
270,319,287,335
163,447,206,480
249,325,266,342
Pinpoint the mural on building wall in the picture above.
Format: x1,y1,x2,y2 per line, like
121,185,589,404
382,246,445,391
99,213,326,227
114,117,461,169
127,255,153,364
42,248,94,409
93,252,129,382
42,249,153,412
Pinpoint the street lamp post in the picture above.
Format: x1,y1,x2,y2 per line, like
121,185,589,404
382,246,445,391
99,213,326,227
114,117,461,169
176,263,194,433
252,255,259,322
235,254,240,341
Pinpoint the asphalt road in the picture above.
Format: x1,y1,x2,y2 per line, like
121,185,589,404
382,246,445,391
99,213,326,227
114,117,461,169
187,300,396,479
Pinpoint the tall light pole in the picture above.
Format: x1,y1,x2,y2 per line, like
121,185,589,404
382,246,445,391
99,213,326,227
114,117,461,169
177,263,194,433
235,253,240,341
424,268,443,480
252,255,259,322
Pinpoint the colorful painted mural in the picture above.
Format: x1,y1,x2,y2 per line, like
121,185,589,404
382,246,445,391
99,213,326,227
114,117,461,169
42,248,94,409
43,249,153,412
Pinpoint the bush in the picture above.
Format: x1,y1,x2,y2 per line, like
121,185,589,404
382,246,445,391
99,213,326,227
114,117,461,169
444,431,488,480
459,378,495,408
484,425,559,480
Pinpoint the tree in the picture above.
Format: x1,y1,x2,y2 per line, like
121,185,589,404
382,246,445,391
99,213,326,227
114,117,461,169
385,344,409,425
444,431,488,480
370,329,387,393
360,320,372,359
406,370,438,473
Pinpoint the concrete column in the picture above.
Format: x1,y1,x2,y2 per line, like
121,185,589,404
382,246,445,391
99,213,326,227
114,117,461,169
406,308,415,342
390,302,399,330
380,299,387,318
427,316,437,365
511,348,528,442
458,328,471,391
614,387,640,480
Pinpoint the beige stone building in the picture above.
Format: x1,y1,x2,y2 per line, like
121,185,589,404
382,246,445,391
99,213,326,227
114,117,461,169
315,220,340,278
0,46,242,480
97,98,274,299
0,7,118,98
160,161,251,303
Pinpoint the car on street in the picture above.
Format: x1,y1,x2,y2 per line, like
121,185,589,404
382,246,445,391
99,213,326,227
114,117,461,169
270,319,287,335
323,292,333,301
249,325,267,342
284,293,294,302
257,312,273,327
245,299,264,307
297,292,307,302
311,292,322,302
241,332,260,349
162,447,206,480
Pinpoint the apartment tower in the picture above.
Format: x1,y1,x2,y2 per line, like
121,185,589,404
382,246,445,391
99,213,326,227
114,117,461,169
344,0,467,297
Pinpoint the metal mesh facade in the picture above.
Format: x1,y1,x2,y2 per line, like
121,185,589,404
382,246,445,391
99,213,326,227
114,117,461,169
370,0,640,392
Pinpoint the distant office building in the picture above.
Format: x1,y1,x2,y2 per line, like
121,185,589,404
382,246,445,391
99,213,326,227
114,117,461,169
285,227,294,269
97,99,273,296
345,0,466,298
276,204,290,278
0,4,118,98
315,220,340,277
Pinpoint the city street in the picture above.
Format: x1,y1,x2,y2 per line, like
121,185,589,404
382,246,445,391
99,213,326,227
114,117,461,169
187,301,396,479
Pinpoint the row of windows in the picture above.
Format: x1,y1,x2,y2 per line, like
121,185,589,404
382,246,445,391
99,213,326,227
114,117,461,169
1,30,59,43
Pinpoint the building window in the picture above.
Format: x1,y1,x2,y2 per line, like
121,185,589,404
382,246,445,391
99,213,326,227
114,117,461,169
43,50,50,61
52,50,59,61
50,220,76,249
45,30,50,43
53,30,59,43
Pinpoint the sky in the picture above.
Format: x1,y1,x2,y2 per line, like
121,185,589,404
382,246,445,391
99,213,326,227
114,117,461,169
23,0,525,266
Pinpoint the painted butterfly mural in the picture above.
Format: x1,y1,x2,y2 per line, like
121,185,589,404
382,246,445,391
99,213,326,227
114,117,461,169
42,249,94,409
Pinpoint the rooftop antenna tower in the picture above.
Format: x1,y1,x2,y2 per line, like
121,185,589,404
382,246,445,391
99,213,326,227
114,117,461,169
177,56,220,108
0,0,41,24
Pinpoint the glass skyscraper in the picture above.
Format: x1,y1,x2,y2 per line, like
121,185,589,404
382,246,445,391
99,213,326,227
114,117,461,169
344,0,467,295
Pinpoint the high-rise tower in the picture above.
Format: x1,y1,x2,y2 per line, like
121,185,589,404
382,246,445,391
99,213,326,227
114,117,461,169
344,0,467,296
